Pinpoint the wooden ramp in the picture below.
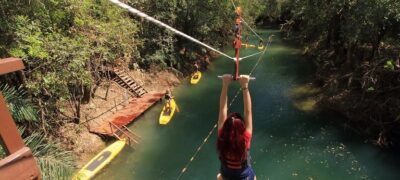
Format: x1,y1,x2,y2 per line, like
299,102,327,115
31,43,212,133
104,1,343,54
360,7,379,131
90,92,164,136
113,69,148,97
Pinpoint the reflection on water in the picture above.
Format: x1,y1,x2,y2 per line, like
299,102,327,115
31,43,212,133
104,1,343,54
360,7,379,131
286,84,321,112
96,29,400,180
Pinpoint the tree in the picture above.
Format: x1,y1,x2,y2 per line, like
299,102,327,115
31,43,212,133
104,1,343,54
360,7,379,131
271,0,400,147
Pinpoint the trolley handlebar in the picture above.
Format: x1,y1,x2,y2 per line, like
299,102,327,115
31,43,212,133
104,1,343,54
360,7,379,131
217,75,255,80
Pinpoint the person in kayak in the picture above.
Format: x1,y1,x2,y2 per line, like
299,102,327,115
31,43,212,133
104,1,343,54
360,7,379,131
164,88,173,111
194,62,199,72
217,74,256,180
258,40,263,48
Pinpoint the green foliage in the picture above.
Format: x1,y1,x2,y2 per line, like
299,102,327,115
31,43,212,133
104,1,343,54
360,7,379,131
384,59,395,71
279,0,400,49
9,15,48,59
22,128,75,180
0,146,5,158
0,84,38,123
0,0,143,125
367,86,375,92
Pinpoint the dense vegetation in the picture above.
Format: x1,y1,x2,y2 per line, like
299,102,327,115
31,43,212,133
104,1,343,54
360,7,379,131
262,0,400,147
0,0,263,178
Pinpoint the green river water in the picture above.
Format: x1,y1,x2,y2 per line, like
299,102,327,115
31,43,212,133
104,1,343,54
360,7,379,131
96,29,400,180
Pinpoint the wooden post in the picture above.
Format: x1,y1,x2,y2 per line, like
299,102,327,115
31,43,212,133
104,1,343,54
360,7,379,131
109,122,113,135
0,94,25,154
114,99,117,111
0,58,41,179
104,81,111,100
0,58,24,75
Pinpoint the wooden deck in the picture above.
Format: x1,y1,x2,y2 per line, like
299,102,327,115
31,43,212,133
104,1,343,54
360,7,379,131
90,91,163,136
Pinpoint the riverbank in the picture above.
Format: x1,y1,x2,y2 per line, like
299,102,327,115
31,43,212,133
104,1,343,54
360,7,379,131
304,44,400,149
57,68,182,166
278,29,400,149
274,0,400,149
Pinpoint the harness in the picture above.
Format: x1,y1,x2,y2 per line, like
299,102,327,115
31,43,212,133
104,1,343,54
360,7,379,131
220,151,251,170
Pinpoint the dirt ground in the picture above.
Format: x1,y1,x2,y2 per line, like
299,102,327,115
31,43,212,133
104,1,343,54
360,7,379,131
59,69,181,167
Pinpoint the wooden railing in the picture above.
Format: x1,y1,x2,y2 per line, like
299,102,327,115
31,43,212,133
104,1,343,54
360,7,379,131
108,121,141,147
0,58,41,179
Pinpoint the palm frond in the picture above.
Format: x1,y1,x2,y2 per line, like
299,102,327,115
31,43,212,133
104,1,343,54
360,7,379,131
0,83,39,123
37,151,76,180
22,129,75,179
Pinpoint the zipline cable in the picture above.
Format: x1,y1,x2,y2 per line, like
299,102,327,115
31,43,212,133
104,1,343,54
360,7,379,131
240,51,262,61
230,0,264,42
109,0,234,60
241,17,264,42
176,37,272,180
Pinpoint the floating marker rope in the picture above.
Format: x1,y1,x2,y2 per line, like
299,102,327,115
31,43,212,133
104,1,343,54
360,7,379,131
176,39,272,180
109,0,234,60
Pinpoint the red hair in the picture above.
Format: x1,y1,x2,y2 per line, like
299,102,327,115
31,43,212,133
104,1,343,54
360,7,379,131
217,112,246,162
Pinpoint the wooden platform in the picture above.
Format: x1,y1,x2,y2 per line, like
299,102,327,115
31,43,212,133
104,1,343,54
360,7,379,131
90,91,164,136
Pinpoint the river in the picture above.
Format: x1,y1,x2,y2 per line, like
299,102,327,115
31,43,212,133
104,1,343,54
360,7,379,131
97,29,400,180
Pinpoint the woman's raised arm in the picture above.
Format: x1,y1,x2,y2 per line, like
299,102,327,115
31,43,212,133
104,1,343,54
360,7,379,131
239,75,252,133
218,74,232,129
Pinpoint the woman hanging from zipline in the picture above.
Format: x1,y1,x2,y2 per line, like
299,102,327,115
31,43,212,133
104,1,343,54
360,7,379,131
217,74,256,180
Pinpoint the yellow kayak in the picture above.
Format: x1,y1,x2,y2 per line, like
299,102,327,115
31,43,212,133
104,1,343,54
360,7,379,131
258,45,264,50
73,140,126,180
159,98,177,125
190,71,202,84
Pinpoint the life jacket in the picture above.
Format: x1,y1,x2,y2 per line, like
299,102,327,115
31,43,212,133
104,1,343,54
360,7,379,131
164,93,171,100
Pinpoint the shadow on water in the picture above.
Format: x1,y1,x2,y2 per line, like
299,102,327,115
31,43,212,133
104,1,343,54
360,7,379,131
94,29,400,180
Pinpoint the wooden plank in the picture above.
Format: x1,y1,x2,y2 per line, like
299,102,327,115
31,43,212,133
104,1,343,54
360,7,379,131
0,58,24,75
90,92,163,136
0,147,41,179
0,94,25,154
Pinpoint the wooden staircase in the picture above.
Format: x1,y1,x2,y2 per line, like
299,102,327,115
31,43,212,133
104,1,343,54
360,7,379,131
112,69,148,97
109,121,141,148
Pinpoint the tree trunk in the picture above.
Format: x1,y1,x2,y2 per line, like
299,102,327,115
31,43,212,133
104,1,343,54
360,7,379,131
73,100,81,124
344,42,355,71
370,24,386,59
81,85,91,104
38,99,47,135
16,70,26,85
